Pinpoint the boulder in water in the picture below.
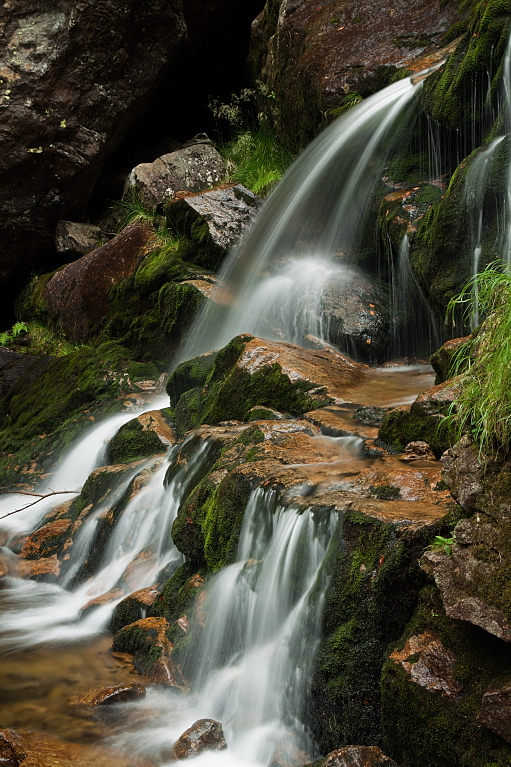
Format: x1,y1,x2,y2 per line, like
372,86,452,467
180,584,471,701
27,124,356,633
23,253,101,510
106,411,174,465
70,682,146,708
110,586,160,634
173,719,227,759
124,136,226,208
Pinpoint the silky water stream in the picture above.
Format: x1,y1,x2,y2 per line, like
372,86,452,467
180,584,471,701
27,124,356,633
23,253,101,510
0,70,440,766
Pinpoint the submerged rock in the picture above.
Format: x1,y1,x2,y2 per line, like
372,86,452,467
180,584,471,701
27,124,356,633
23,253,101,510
70,682,146,708
173,719,227,759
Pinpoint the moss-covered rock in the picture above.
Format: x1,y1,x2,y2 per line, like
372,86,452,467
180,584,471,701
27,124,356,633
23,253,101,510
106,415,171,465
0,341,136,487
430,335,472,384
166,334,366,437
381,585,511,766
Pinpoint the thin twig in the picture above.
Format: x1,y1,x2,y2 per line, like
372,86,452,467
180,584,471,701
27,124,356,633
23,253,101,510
0,490,80,520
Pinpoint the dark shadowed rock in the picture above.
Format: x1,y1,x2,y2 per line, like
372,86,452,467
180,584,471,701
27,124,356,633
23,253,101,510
124,137,226,207
45,222,154,340
389,631,463,699
55,221,103,257
430,335,471,385
477,682,511,743
71,682,146,708
320,745,397,766
0,1,186,284
110,585,160,634
250,0,462,150
173,719,227,760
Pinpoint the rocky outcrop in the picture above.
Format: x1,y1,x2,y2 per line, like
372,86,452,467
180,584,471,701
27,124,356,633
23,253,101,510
70,682,146,708
477,683,511,744
389,631,463,699
173,719,227,759
166,184,262,270
430,335,471,385
0,0,186,285
106,410,174,465
167,333,367,436
44,222,154,341
249,0,462,150
420,435,511,642
124,136,226,207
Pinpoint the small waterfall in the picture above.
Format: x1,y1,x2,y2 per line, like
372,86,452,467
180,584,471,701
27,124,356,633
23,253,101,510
0,438,215,650
109,488,342,767
179,75,427,361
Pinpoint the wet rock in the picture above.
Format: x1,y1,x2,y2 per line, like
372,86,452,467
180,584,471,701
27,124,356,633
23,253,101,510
55,221,103,258
112,617,188,690
305,405,378,439
167,333,367,436
378,380,457,457
353,406,392,427
476,682,511,743
165,184,261,270
321,268,390,361
71,682,146,708
106,411,174,465
430,335,471,385
320,746,397,767
19,518,71,560
173,719,227,759
389,631,463,699
0,0,186,285
110,586,160,634
247,406,287,421
0,351,50,399
0,727,156,767
400,441,436,462
250,0,461,151
44,222,154,341
124,137,226,207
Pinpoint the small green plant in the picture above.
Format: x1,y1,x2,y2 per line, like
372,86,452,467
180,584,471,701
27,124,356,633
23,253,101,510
220,126,293,196
343,91,363,109
114,191,156,232
0,321,28,347
430,534,455,555
446,262,511,454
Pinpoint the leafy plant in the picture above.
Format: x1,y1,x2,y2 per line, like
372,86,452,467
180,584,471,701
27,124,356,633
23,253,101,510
446,262,511,454
0,321,28,347
220,126,293,197
430,534,455,555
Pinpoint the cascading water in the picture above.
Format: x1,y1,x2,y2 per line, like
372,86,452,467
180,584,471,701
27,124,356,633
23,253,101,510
179,74,434,362
106,488,342,767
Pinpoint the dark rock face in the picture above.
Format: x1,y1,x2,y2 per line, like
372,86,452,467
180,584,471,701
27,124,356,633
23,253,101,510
0,0,186,285
430,335,471,385
477,683,511,743
44,222,154,340
420,434,511,642
173,719,227,759
321,746,397,767
55,221,103,258
250,0,461,150
124,137,226,207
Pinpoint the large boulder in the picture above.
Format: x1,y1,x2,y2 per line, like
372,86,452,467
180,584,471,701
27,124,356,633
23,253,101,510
0,0,186,284
43,222,154,340
249,0,462,150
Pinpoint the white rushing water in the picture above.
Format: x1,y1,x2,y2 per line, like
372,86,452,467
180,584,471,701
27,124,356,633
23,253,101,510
179,75,426,361
107,488,341,767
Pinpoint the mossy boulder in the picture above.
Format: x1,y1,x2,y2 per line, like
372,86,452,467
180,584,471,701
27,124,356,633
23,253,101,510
381,585,511,766
166,334,367,437
0,341,136,487
378,380,457,457
106,411,174,465
430,335,472,384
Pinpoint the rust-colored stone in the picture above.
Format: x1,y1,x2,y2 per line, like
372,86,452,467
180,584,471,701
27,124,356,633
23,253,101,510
173,719,227,760
19,518,71,559
70,682,146,708
390,631,463,699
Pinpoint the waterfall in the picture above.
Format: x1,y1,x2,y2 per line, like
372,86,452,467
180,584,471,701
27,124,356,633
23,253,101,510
107,488,342,767
178,75,430,361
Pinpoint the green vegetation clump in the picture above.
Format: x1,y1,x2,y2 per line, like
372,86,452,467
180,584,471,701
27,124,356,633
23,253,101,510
106,419,167,465
220,126,294,196
447,263,511,453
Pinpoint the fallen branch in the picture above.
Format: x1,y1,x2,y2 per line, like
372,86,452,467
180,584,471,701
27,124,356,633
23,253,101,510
0,489,80,520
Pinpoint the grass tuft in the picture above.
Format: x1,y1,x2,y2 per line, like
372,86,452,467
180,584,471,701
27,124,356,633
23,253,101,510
219,126,294,197
447,262,511,453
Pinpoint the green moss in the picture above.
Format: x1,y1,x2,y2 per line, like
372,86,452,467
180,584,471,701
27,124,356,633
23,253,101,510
377,407,452,457
309,510,436,751
106,419,167,465
381,586,511,766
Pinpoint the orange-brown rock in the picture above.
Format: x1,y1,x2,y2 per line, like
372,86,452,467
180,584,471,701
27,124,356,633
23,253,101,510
112,617,188,691
44,223,154,340
70,682,146,708
110,586,161,634
0,727,156,767
173,719,227,760
390,631,463,699
19,518,71,559
321,745,397,767
134,411,176,447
